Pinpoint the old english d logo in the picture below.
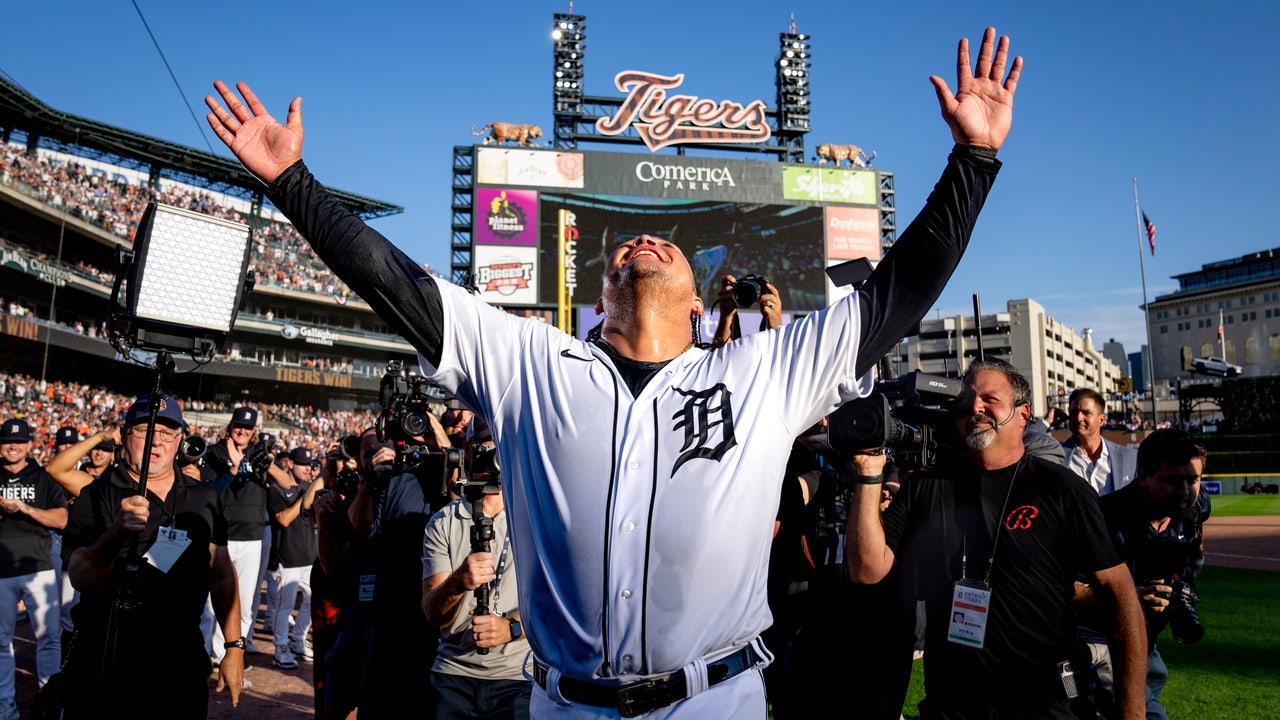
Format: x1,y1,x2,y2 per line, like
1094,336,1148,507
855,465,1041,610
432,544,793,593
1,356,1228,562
1004,505,1040,530
670,384,737,476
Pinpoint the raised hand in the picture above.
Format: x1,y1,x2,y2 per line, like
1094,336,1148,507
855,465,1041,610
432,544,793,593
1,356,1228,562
205,81,304,184
930,27,1022,151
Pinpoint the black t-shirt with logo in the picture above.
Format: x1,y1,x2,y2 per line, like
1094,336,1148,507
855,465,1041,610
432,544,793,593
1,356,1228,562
267,482,316,570
0,461,69,578
880,454,1119,715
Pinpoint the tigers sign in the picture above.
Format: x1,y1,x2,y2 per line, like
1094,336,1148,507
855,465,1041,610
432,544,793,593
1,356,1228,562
595,71,770,151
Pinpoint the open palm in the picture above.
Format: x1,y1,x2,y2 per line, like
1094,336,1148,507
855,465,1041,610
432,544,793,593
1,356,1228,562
205,81,304,184
931,28,1022,151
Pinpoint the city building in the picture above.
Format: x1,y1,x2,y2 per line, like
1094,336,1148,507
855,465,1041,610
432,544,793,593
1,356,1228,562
1145,247,1280,382
892,298,1123,417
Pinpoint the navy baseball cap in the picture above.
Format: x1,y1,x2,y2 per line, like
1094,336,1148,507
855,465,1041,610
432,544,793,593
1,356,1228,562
93,439,117,452
0,418,32,444
231,406,259,428
124,394,187,430
55,427,81,446
290,446,313,465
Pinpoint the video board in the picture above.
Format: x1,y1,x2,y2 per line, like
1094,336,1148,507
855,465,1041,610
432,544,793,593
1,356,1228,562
471,146,882,315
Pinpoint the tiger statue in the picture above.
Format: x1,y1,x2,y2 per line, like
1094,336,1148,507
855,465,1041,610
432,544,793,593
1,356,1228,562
471,122,543,147
815,143,876,168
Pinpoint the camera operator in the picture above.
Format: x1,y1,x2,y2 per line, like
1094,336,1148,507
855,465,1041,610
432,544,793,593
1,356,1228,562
422,419,532,719
846,359,1148,720
347,412,452,718
315,433,377,719
1075,429,1210,720
710,273,783,349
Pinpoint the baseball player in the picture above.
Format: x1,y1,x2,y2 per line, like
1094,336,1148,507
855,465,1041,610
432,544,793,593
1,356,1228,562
206,26,1020,718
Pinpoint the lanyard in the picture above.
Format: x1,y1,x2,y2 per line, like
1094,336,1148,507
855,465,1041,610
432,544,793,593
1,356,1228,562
960,456,1024,586
489,532,512,614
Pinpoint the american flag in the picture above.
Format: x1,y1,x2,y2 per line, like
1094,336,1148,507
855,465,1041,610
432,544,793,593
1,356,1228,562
1142,211,1156,256
1217,310,1224,344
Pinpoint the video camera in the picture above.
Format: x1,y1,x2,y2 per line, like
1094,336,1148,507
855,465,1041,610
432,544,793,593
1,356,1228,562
324,434,362,497
377,359,464,472
1138,533,1206,644
824,371,973,473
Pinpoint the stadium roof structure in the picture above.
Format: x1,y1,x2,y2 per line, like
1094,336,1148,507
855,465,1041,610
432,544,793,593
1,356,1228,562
0,74,402,221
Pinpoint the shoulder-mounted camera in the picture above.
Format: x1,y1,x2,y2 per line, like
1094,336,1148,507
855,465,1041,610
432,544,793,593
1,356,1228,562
824,371,973,473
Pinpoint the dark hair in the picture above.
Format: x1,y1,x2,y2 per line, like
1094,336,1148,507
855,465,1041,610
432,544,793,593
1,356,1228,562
1137,428,1207,475
962,358,1031,407
1068,387,1106,413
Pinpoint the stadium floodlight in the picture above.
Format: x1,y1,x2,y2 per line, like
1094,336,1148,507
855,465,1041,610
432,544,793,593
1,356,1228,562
108,202,254,362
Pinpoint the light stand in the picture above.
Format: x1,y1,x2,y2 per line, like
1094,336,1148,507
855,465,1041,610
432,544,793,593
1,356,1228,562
99,201,254,682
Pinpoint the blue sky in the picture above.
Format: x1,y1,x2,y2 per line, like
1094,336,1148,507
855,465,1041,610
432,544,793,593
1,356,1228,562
4,1,1279,356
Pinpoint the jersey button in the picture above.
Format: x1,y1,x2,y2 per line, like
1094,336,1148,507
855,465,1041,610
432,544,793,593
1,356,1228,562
623,521,635,532
621,589,632,599
628,460,639,469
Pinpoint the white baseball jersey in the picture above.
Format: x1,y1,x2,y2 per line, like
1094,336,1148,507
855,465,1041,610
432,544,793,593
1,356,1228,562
421,280,871,684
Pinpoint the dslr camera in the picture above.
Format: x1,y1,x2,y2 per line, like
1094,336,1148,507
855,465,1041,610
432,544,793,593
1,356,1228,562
377,360,464,472
824,371,972,472
731,273,770,309
178,434,208,468
1140,533,1206,644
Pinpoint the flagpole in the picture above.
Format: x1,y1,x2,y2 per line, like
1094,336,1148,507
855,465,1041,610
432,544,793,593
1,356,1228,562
1133,178,1158,427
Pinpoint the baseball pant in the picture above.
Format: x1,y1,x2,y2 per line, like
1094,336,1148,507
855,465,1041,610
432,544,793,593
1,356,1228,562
210,538,263,662
272,564,312,651
0,569,61,698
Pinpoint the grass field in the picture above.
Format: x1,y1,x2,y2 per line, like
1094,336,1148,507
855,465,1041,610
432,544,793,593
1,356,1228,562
899,566,1280,719
1205,494,1280,516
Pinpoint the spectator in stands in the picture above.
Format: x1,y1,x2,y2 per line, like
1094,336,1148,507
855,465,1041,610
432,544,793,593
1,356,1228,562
0,418,67,720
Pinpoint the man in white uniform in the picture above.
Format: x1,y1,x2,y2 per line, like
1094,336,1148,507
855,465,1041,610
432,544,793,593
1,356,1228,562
206,26,1021,718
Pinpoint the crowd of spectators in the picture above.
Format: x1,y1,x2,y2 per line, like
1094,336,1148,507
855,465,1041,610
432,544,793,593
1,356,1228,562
0,371,380,460
1,142,443,304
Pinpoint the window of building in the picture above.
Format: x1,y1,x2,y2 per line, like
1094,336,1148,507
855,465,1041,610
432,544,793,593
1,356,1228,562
1201,343,1214,358
1245,337,1258,363
1270,335,1280,361
1160,326,1168,334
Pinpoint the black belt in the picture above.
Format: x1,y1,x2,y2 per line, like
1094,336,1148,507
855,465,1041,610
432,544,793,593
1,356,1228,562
533,645,760,718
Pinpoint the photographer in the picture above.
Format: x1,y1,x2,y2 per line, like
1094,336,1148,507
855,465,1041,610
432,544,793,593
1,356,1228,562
266,446,324,669
347,411,451,717
422,419,531,719
1076,429,1210,720
203,406,287,662
846,360,1147,720
710,273,783,349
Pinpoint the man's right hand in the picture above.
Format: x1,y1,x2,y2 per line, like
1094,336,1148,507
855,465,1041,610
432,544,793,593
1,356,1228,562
114,495,150,537
1137,581,1173,614
206,81,304,184
456,551,495,592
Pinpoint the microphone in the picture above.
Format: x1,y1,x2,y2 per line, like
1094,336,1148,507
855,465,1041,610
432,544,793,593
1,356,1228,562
990,401,1028,430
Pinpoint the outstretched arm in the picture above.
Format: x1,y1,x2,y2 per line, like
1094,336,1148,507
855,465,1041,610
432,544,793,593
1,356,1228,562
854,28,1022,377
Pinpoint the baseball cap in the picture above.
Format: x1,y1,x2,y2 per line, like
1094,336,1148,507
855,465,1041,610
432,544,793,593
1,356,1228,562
289,446,313,465
0,418,32,444
93,439,117,452
54,427,81,446
124,394,187,430
230,406,259,428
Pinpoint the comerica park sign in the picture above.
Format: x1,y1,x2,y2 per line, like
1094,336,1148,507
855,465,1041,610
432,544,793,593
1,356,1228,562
595,71,770,151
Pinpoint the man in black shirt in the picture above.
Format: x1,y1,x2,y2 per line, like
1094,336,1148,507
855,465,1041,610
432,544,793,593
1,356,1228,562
1078,429,1209,720
267,446,324,669
61,394,243,718
847,360,1148,720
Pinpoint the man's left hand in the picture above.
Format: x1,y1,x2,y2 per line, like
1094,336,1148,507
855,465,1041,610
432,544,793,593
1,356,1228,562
932,27,1022,151
214,648,245,706
472,612,512,649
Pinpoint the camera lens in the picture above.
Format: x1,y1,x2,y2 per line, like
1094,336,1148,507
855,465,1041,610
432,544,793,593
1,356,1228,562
731,278,762,309
402,412,429,437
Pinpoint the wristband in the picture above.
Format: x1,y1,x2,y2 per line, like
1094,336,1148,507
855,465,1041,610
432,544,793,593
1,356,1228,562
854,474,885,485
224,637,247,650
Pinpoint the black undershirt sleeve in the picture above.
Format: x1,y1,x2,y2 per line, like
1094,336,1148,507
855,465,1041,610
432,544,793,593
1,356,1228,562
854,144,1001,378
264,161,448,368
